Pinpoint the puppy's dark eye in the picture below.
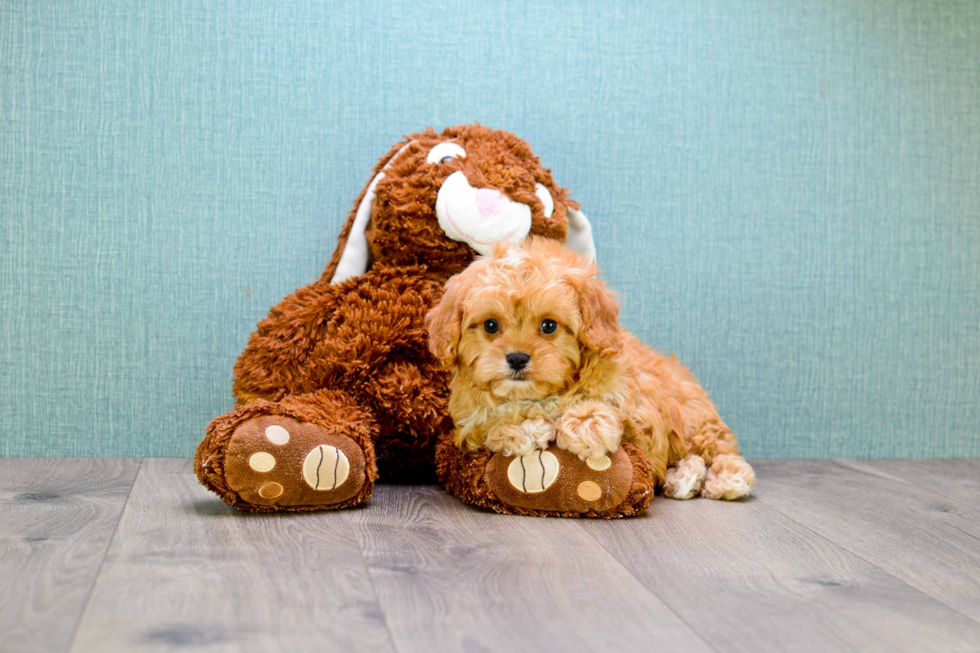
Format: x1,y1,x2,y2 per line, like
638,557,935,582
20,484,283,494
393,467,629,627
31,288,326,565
439,156,454,164
540,319,558,335
483,319,500,334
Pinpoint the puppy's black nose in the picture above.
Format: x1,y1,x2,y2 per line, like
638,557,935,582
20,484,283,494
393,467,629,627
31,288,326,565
506,352,530,371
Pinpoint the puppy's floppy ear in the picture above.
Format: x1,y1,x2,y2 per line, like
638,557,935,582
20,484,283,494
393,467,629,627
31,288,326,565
574,269,622,357
425,271,470,367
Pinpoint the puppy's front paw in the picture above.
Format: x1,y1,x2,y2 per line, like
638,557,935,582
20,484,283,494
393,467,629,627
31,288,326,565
485,418,556,457
556,404,622,462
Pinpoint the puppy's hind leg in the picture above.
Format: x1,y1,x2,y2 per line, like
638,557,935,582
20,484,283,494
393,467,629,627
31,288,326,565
663,455,706,500
702,453,755,500
688,415,755,500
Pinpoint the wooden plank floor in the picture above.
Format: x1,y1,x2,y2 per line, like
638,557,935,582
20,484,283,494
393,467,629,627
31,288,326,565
0,459,141,653
1,459,979,653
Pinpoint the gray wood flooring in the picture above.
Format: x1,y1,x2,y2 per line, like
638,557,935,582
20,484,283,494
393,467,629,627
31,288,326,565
2,458,979,653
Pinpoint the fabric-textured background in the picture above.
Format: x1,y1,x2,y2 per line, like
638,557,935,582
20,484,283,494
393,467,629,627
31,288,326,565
2,1,978,458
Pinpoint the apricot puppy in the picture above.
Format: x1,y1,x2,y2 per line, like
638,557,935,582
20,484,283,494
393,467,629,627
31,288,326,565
426,237,755,500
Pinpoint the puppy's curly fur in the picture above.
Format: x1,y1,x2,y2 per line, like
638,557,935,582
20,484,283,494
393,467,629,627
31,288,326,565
427,237,755,500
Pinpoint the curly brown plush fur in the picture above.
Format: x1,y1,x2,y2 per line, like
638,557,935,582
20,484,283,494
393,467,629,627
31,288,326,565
196,124,596,511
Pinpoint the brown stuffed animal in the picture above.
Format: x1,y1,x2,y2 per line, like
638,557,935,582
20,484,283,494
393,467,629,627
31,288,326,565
195,124,648,515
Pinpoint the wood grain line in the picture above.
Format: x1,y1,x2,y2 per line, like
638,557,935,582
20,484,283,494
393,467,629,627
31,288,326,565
753,459,980,626
0,458,141,653
348,484,717,653
68,458,394,653
580,469,980,653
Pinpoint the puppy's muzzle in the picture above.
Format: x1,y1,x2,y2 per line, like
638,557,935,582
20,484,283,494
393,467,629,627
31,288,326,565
506,352,530,372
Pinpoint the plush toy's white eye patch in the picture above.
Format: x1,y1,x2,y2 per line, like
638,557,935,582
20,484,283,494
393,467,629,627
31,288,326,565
427,142,467,165
534,183,555,218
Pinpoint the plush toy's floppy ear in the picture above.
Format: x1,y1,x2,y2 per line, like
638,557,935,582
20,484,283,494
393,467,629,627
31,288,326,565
565,207,597,264
322,140,416,284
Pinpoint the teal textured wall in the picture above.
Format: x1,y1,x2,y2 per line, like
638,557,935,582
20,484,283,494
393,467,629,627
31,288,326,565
2,1,978,458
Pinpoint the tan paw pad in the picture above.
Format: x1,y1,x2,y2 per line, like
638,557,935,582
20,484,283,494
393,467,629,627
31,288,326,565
264,425,290,445
507,450,559,494
258,482,284,499
586,455,611,471
577,481,602,501
248,452,276,472
303,445,350,491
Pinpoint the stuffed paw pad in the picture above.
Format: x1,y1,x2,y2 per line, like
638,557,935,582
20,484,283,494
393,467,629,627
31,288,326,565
507,451,560,493
488,444,633,513
224,416,366,507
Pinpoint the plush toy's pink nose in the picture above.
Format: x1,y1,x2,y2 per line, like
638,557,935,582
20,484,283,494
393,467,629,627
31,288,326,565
475,188,508,217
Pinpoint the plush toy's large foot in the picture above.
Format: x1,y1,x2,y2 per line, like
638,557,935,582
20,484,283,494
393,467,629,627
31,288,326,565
436,438,655,518
196,391,379,512
223,415,371,508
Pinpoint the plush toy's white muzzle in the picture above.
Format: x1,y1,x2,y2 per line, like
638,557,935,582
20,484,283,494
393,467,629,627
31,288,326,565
435,172,532,256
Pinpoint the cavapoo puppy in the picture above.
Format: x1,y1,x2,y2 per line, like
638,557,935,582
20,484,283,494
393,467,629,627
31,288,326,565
426,237,754,500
